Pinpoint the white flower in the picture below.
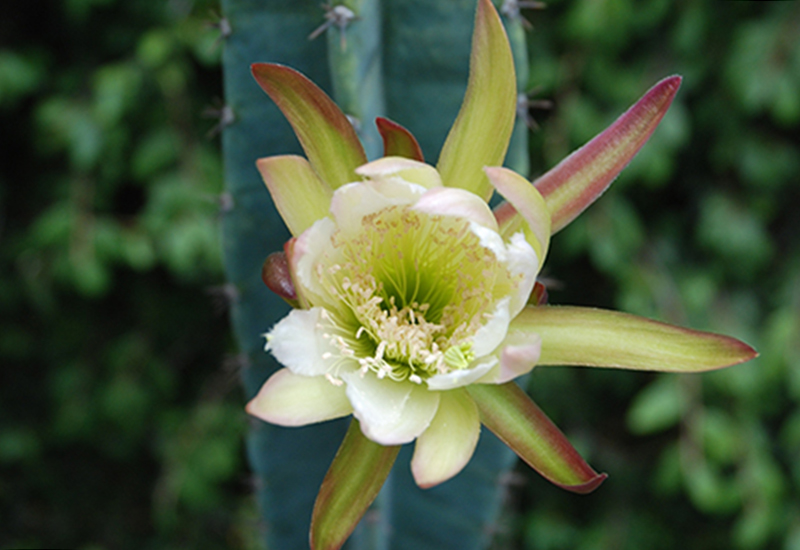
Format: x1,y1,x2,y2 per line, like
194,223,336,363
247,157,542,487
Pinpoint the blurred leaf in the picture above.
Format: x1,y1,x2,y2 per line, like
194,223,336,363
697,192,774,279
0,50,45,108
93,63,142,126
701,409,741,465
132,130,181,181
36,98,103,171
627,375,684,435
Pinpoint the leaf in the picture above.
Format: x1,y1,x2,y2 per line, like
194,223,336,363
436,0,517,201
512,306,758,371
626,376,685,435
251,63,367,190
535,76,682,233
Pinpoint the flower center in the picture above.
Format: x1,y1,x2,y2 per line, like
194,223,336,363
316,205,516,383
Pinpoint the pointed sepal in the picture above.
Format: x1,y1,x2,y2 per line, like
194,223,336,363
251,63,367,190
535,76,682,233
467,382,607,493
310,419,400,550
513,306,758,371
256,155,332,236
436,0,517,201
376,117,425,162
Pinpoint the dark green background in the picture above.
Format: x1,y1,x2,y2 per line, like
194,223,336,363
2,0,799,548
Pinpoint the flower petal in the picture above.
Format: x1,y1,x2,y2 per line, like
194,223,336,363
265,307,346,376
485,166,551,269
470,296,512,357
256,155,332,237
329,179,427,236
413,187,498,231
411,389,481,488
503,233,539,317
311,419,400,550
342,372,440,445
246,368,352,426
477,338,542,385
534,76,682,233
467,382,607,493
291,219,340,305
356,156,442,189
465,226,539,320
375,117,425,162
436,0,517,201
512,305,758,371
426,357,497,391
251,63,367,190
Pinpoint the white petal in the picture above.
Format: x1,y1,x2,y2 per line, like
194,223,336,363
468,225,539,319
470,297,512,357
469,221,507,259
265,307,344,376
292,217,339,301
425,357,497,390
355,156,442,189
411,389,481,488
412,187,498,231
505,232,539,317
477,339,542,385
341,371,440,445
330,180,426,236
246,368,352,426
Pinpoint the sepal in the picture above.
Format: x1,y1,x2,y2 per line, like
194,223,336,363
513,305,758,371
436,0,517,201
534,76,682,233
311,419,401,550
467,382,606,493
251,63,367,190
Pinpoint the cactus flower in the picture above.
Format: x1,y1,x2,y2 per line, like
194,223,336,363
245,1,757,548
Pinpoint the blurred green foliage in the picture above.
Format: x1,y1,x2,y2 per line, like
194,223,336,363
0,0,259,548
2,0,799,549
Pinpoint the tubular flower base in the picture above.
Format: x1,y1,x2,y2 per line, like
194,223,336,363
244,0,758,548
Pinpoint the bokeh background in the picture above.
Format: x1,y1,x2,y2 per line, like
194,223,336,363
2,0,799,549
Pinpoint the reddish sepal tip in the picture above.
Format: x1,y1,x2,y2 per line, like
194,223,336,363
554,472,608,495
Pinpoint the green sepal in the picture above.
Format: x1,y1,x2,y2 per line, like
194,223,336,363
251,63,368,190
513,305,758,371
256,155,332,237
467,382,607,494
436,0,516,201
311,419,401,550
